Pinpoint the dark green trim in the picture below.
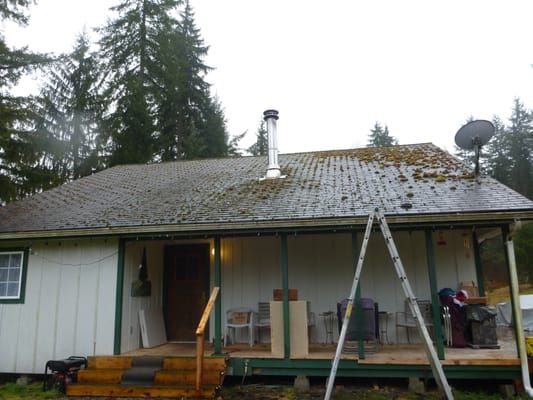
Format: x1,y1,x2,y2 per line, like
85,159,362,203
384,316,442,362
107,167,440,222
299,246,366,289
0,247,28,304
472,231,485,296
226,357,521,380
214,236,222,354
113,239,125,355
281,234,290,359
425,230,445,359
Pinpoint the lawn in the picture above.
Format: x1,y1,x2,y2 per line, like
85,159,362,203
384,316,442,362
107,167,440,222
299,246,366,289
0,379,530,400
486,283,533,305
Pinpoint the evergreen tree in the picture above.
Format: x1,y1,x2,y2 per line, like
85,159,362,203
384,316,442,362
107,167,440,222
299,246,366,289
506,98,533,199
154,0,228,160
366,122,398,147
248,120,268,156
97,0,181,165
0,0,52,204
484,98,533,199
484,115,511,183
97,0,229,165
35,31,103,180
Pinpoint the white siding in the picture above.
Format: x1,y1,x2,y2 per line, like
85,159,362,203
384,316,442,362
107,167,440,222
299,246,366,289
120,239,211,353
0,228,481,372
434,230,478,289
121,241,165,353
217,230,478,344
0,238,118,374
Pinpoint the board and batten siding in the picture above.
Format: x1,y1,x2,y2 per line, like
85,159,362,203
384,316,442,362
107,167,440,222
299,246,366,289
0,238,118,374
120,239,212,353
219,230,477,344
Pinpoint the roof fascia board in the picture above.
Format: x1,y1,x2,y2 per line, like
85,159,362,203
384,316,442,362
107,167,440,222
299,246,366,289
0,211,531,241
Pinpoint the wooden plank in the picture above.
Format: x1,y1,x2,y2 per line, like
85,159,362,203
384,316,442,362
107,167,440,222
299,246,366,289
66,384,215,398
163,357,225,370
155,369,222,385
88,356,132,369
77,369,124,384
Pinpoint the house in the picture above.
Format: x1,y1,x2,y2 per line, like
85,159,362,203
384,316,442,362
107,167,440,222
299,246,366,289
1,111,533,389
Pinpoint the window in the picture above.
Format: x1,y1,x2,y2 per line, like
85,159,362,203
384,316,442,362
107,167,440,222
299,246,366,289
0,250,27,302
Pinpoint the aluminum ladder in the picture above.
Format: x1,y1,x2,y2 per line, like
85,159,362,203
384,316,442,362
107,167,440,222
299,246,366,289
324,208,454,400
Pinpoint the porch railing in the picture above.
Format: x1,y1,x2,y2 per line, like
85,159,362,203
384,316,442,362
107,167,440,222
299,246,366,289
195,286,220,399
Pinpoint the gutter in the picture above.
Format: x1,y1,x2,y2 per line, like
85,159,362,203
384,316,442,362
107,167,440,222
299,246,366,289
505,225,533,397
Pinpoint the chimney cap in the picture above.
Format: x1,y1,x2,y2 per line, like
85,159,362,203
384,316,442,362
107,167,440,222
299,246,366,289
263,109,279,120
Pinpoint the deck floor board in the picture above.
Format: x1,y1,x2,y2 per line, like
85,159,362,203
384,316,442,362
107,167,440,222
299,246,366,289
121,327,519,367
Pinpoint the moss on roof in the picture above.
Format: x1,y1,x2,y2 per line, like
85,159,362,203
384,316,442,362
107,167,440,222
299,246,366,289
0,143,532,236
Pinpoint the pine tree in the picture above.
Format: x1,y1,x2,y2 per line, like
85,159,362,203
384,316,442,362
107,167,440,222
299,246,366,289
484,116,511,183
0,0,52,203
155,0,228,160
97,0,182,165
506,98,533,199
484,98,533,199
35,31,103,180
366,122,398,147
97,0,229,165
248,120,268,156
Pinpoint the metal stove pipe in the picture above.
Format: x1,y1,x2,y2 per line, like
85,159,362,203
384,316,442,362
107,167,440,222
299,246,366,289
263,109,281,179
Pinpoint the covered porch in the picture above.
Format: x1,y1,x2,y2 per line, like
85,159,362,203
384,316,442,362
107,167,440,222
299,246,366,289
114,212,529,385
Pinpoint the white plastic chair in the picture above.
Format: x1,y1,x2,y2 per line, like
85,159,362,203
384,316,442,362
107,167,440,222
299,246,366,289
225,307,254,347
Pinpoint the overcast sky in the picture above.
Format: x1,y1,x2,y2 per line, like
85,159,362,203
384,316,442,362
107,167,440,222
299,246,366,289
4,0,533,154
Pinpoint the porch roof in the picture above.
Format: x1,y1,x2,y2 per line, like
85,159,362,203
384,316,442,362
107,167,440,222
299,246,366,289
1,143,533,239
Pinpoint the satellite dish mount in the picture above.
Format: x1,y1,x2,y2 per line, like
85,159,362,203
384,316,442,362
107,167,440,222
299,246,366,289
454,120,495,176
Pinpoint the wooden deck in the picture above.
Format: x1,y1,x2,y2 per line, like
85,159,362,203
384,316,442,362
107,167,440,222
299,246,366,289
122,326,520,368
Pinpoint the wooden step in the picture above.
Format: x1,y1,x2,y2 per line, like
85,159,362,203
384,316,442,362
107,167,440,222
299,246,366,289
66,383,215,398
87,356,132,369
69,355,227,397
162,356,226,370
155,368,222,385
77,369,124,384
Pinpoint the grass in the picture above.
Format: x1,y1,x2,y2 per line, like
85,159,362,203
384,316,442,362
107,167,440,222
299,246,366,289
219,381,530,399
0,382,59,400
0,380,530,400
486,283,533,305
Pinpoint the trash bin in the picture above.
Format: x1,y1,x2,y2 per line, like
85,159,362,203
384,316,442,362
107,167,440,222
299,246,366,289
465,305,499,349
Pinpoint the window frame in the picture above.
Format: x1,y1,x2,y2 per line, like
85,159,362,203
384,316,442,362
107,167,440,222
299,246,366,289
0,248,29,304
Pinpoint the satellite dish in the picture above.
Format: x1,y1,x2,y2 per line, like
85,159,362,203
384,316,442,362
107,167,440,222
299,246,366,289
454,120,495,175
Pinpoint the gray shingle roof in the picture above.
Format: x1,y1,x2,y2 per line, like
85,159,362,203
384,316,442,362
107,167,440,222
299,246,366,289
1,143,532,238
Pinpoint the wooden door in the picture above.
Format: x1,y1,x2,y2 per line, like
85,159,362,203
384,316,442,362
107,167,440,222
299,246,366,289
164,244,209,341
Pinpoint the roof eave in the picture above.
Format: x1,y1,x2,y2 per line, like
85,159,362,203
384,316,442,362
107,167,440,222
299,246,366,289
1,210,532,241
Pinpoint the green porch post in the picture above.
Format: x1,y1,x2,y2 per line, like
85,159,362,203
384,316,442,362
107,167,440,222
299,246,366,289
281,234,290,359
425,230,445,359
472,231,485,296
214,236,222,354
113,239,125,355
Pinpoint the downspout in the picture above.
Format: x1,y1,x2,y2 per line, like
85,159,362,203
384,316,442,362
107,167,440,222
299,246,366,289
504,224,533,397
